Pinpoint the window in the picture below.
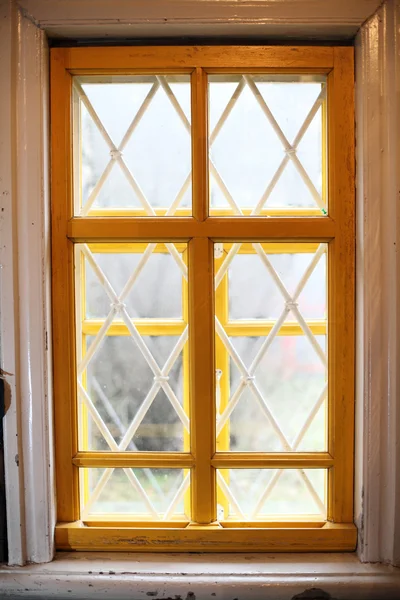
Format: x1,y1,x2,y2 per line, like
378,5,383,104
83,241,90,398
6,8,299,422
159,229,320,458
51,46,355,551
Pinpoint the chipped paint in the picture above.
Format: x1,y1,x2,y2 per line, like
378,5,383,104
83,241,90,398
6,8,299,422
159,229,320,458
1,552,400,599
17,0,383,40
292,588,333,599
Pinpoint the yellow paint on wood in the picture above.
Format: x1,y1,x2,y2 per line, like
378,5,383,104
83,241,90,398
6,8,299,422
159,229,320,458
55,521,357,552
51,45,355,548
63,46,335,71
51,48,80,522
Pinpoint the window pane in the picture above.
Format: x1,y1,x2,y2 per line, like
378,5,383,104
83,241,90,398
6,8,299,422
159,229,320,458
208,75,327,216
80,468,190,521
228,245,326,320
215,242,327,452
84,244,184,319
73,75,191,216
75,243,189,452
217,469,326,520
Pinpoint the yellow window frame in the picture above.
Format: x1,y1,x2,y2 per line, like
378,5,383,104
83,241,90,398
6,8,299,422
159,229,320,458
51,45,355,552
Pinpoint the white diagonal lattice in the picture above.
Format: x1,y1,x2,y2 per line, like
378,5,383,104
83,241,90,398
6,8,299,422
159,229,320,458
163,472,190,521
78,73,324,220
155,74,329,489
78,79,160,216
79,244,189,431
76,76,191,219
243,75,325,211
215,244,328,518
75,78,193,518
76,74,327,520
90,375,164,495
217,471,246,520
78,382,158,519
249,384,328,519
75,79,189,283
211,79,327,292
77,242,189,519
209,75,326,215
218,436,327,520
216,244,327,435
209,79,329,516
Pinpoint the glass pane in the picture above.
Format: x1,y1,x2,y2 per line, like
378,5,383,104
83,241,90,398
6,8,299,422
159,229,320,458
84,244,184,319
208,75,327,216
73,75,191,216
215,242,327,452
217,469,326,520
228,244,326,320
75,243,189,452
80,468,190,521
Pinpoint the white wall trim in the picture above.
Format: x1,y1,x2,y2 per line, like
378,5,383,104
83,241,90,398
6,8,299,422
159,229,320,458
0,0,54,566
17,0,383,26
17,0,383,40
355,0,400,566
16,8,55,565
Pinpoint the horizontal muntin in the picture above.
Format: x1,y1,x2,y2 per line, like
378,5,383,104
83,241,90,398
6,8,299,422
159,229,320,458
80,318,327,337
68,216,335,242
212,452,333,469
72,452,332,469
73,451,195,468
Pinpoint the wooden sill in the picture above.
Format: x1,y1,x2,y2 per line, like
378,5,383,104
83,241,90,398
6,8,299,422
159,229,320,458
55,521,357,552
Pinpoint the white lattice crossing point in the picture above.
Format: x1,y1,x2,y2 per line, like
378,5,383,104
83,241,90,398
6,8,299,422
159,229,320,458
215,243,328,518
76,241,190,520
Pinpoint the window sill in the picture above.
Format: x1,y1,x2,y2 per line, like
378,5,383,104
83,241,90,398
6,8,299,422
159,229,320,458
54,521,357,553
1,552,400,599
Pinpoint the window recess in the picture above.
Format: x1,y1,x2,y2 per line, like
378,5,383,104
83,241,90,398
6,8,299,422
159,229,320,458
51,45,355,552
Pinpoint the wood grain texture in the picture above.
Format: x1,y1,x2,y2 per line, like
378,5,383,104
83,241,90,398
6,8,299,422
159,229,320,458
189,238,216,524
72,452,194,468
68,216,336,241
55,521,357,552
63,46,335,71
212,452,334,469
191,67,208,221
51,48,79,522
51,44,356,546
327,47,355,523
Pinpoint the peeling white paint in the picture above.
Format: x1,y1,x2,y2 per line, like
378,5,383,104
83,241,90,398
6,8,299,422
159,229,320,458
0,0,54,566
17,0,383,40
1,552,400,599
355,0,400,567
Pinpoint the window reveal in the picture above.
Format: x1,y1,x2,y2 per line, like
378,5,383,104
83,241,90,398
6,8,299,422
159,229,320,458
51,46,355,551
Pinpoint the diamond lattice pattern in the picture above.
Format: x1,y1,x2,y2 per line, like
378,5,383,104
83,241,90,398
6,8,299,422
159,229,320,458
81,468,190,521
215,242,328,518
74,74,326,217
215,243,327,452
217,469,326,521
74,73,329,522
209,74,326,214
74,75,192,215
76,242,190,520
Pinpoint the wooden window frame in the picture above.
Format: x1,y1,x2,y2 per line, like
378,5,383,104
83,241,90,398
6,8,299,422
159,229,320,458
51,45,356,552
